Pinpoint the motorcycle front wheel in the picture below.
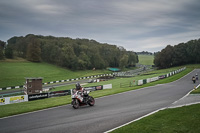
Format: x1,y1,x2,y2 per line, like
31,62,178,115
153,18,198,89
72,99,79,109
88,96,95,106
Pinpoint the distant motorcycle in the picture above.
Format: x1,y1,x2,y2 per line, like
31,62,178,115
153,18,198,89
71,89,95,109
192,76,196,83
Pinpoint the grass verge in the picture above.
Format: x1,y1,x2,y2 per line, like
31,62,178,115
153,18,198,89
191,85,200,94
112,104,200,133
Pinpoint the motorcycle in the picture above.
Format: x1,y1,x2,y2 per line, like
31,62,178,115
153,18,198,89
71,89,95,109
192,76,196,83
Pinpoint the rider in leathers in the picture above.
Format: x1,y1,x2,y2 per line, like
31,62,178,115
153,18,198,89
75,83,88,102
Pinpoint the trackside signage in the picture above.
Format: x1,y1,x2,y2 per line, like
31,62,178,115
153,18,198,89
84,85,103,91
28,93,48,101
0,98,5,105
49,90,71,97
0,95,28,105
10,95,27,104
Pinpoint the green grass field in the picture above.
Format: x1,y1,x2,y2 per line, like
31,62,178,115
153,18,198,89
138,54,154,65
0,54,154,88
0,61,110,88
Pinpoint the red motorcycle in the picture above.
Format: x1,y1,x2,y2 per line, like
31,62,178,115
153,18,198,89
71,89,95,109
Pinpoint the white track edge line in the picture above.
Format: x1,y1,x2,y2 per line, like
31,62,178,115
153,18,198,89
104,107,166,133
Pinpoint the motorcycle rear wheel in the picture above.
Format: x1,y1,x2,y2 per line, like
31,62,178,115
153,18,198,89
72,99,79,109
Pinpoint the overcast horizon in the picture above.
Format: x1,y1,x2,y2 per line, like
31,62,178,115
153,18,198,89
0,0,200,52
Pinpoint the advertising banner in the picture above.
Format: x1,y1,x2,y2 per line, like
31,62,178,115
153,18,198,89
147,78,151,83
95,85,103,90
10,95,27,104
28,93,48,101
0,95,28,105
138,80,143,85
84,86,96,91
159,75,166,79
103,84,112,89
49,90,71,97
84,85,103,91
151,77,159,82
0,98,5,105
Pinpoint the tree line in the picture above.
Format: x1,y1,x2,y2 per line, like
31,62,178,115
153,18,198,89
137,51,154,55
154,38,200,68
0,34,138,70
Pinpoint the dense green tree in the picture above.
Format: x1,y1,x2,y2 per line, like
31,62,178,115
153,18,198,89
154,38,200,68
154,52,161,67
7,34,138,70
173,43,188,66
26,36,41,62
5,45,13,59
119,54,129,69
127,51,138,67
155,45,174,68
0,40,6,59
78,52,91,70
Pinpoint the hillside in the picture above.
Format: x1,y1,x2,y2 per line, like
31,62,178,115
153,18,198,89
138,54,154,65
0,60,110,88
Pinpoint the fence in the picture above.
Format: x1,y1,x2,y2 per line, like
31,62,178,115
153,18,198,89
120,67,186,87
0,84,112,105
136,67,186,86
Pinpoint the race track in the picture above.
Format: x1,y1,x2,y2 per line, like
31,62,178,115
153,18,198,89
0,69,199,133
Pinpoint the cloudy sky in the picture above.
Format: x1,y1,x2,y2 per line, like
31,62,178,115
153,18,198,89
0,0,200,52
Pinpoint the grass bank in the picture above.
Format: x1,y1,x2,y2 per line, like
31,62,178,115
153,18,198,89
0,61,110,88
112,104,200,133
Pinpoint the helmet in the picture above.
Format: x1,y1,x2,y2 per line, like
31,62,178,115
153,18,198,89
76,83,81,90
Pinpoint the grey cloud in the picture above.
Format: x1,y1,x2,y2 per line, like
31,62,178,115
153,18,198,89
0,0,200,52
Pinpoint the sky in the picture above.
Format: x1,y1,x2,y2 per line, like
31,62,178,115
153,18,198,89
0,0,200,52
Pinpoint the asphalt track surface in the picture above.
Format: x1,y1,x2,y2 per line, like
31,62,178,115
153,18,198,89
0,69,199,133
